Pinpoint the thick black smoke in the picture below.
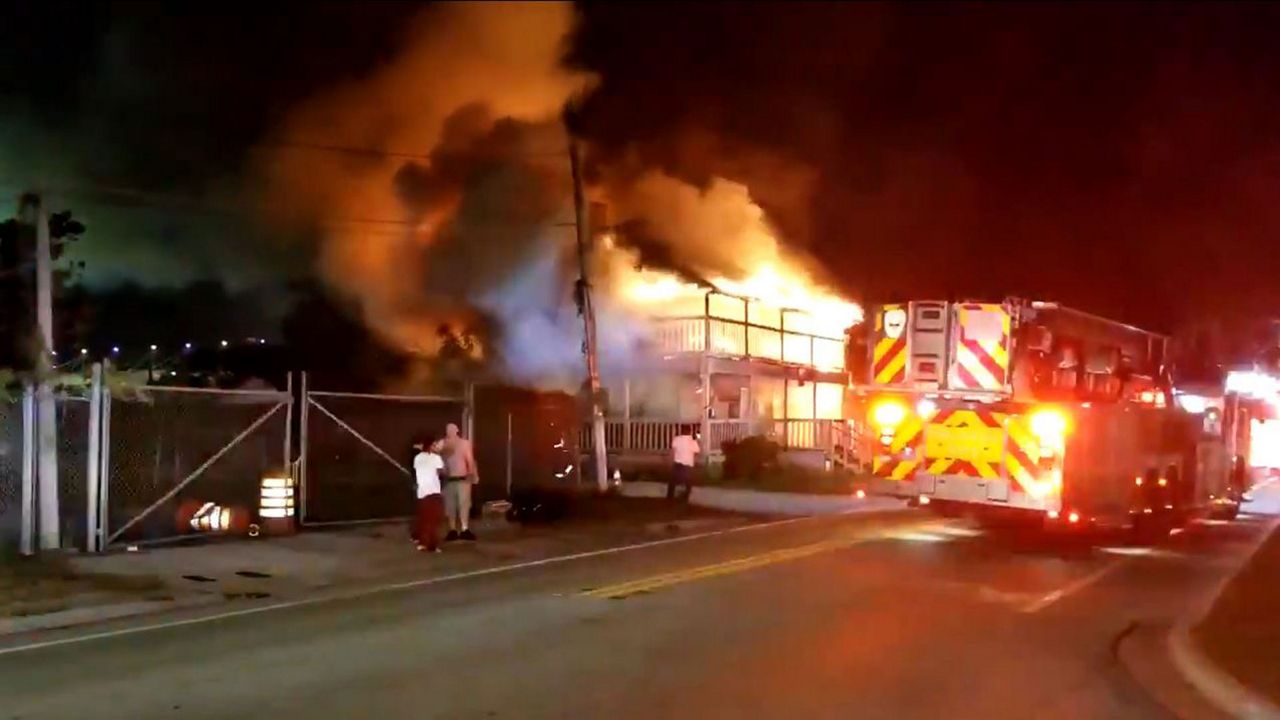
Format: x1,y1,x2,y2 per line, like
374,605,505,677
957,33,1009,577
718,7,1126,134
570,2,1280,329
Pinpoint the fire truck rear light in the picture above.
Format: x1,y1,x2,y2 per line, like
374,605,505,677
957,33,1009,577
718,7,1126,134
1047,510,1059,520
1067,511,1080,524
919,495,931,506
872,398,908,429
1134,476,1143,486
1157,477,1167,487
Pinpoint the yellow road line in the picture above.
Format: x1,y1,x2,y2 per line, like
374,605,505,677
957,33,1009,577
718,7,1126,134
581,535,878,600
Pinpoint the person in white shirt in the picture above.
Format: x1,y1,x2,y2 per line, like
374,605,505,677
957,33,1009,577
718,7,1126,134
669,426,701,501
441,423,479,541
412,436,446,553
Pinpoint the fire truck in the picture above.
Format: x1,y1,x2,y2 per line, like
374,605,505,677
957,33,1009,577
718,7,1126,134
855,299,1246,531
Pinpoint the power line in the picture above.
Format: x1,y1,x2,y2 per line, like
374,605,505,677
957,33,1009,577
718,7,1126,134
252,139,570,161
2,181,577,231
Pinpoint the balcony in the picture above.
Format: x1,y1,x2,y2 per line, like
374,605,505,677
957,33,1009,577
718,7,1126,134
647,291,847,372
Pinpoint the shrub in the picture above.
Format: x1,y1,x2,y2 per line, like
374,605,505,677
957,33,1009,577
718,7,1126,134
722,435,781,481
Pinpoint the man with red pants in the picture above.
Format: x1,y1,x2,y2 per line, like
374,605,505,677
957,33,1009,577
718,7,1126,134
412,437,446,553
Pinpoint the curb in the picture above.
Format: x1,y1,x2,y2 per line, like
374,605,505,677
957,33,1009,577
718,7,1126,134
0,595,222,638
1168,623,1280,720
1167,518,1280,720
620,480,910,516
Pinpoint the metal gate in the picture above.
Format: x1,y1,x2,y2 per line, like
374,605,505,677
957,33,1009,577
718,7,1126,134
0,391,29,552
101,385,291,548
300,386,465,525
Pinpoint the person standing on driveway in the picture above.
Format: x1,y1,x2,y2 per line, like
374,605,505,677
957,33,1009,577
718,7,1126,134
442,422,478,541
669,426,700,501
413,436,446,553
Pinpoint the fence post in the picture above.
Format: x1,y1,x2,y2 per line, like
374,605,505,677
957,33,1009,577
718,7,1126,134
623,378,631,451
464,381,475,445
284,371,293,477
20,384,35,556
98,376,111,545
505,412,513,497
85,363,103,552
299,371,309,524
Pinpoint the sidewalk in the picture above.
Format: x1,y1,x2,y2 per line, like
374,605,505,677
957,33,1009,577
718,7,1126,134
1143,481,1280,720
1183,517,1280,718
619,480,910,516
1,496,746,638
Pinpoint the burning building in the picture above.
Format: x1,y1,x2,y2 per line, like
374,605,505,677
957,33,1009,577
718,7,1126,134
586,218,864,470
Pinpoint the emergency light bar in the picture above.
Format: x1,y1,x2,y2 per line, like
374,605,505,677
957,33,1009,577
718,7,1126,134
1225,370,1280,399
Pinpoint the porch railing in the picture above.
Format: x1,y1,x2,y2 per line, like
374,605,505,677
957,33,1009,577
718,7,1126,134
581,417,869,467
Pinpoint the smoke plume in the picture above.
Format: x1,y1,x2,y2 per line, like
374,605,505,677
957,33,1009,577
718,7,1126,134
256,1,856,388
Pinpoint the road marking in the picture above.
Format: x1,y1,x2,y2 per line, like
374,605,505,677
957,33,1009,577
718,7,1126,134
1020,560,1126,613
581,520,949,599
0,511,902,657
582,536,872,599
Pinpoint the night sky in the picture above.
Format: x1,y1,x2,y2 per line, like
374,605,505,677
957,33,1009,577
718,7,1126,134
4,1,1280,336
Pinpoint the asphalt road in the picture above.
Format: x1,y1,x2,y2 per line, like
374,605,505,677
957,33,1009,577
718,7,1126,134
1,487,1276,720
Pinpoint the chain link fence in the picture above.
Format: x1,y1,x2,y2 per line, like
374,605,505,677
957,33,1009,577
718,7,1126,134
56,393,91,549
105,387,288,546
0,395,24,552
302,392,464,524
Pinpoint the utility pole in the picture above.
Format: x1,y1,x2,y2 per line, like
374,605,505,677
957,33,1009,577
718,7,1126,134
23,194,60,549
568,138,609,493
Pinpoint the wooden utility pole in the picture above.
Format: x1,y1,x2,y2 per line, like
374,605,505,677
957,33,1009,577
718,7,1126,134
568,138,609,493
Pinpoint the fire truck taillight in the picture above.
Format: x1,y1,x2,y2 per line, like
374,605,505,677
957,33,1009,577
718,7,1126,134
871,398,908,430
1029,407,1070,458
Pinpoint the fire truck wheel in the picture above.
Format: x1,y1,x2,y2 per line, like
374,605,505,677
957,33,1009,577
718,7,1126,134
1128,515,1166,545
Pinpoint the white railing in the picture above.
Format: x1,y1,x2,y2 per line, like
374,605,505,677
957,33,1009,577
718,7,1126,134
581,417,870,467
648,315,846,372
582,419,754,454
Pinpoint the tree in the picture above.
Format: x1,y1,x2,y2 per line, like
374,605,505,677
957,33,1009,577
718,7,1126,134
0,207,88,374
0,217,37,372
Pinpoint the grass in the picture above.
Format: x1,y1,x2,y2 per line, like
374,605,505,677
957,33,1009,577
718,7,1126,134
1194,524,1280,704
0,550,166,617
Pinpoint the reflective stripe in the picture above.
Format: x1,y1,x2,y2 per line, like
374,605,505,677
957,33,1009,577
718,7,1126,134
921,409,1005,479
948,304,1010,391
873,413,923,480
872,305,909,384
1004,415,1046,495
874,336,908,383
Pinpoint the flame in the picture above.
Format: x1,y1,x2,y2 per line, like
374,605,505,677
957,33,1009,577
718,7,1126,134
616,260,861,339
710,265,862,337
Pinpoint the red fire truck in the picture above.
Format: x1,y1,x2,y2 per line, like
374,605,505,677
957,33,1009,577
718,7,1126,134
856,299,1245,531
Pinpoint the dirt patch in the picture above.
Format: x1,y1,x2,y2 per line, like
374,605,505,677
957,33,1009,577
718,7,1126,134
0,551,165,618
1194,524,1280,704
